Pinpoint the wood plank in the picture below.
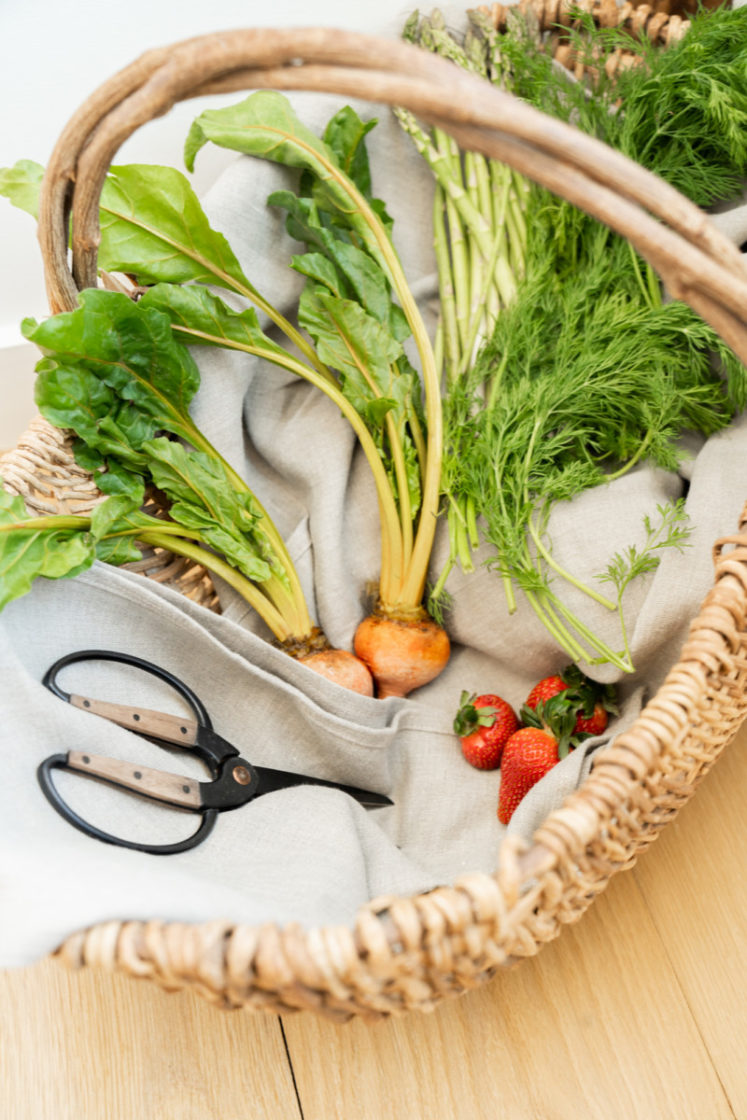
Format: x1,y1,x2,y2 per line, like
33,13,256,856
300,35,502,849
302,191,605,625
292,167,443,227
633,720,747,1116
0,958,301,1120
284,864,732,1120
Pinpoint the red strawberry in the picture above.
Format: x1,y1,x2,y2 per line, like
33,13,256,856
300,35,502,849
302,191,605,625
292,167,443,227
497,727,561,824
525,665,618,738
498,694,579,824
574,703,609,737
453,691,519,770
525,674,568,711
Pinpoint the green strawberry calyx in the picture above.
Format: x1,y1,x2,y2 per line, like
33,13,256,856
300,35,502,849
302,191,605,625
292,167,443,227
559,664,619,721
453,690,498,738
519,694,587,760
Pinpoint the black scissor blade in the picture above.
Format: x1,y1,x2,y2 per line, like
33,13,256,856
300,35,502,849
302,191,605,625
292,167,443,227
252,765,393,809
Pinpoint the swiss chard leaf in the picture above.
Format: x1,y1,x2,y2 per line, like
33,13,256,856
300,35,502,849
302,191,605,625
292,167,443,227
185,90,331,175
275,185,406,335
0,159,262,303
138,283,292,367
298,288,404,420
88,488,157,564
290,251,348,300
70,440,148,499
323,107,377,198
25,289,202,447
298,239,392,326
0,483,207,609
142,438,278,585
321,106,395,233
97,164,252,291
184,91,392,278
0,488,94,609
297,286,423,517
265,191,328,251
0,159,44,220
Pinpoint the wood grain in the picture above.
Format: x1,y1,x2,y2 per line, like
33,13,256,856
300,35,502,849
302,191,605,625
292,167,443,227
0,960,300,1120
3,726,747,1119
65,750,202,808
634,722,747,1116
283,868,732,1120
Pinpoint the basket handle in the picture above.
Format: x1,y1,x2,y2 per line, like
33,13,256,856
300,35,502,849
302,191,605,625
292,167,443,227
38,25,747,363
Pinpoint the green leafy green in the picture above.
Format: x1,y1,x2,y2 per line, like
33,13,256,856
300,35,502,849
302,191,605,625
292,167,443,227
185,91,395,287
0,157,320,370
178,96,439,603
142,437,278,584
0,482,185,607
0,159,44,220
25,289,201,446
0,488,94,609
269,191,409,340
138,282,291,366
138,278,423,530
2,93,443,634
298,289,402,419
322,105,378,198
0,159,250,291
88,489,153,564
404,5,747,670
13,289,313,640
97,164,251,289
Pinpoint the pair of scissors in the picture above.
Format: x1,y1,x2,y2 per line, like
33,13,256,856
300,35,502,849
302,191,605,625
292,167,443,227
37,649,393,856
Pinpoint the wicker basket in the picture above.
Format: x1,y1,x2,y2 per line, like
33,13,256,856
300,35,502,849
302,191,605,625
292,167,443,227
4,10,747,1021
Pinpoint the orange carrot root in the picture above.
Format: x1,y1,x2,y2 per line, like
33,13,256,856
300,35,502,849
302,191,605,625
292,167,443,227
353,611,450,699
299,649,375,696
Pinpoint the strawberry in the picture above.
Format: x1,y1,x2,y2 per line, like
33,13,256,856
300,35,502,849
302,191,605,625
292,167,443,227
453,690,519,770
497,727,561,824
525,674,568,711
497,694,578,824
574,703,610,737
525,665,618,737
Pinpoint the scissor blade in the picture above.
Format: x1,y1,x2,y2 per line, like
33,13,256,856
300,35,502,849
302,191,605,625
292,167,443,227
253,765,393,809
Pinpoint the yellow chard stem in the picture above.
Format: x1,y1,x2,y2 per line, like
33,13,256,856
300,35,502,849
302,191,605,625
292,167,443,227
171,323,405,604
327,176,443,609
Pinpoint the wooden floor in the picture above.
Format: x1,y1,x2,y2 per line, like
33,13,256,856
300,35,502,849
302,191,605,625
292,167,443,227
3,720,747,1120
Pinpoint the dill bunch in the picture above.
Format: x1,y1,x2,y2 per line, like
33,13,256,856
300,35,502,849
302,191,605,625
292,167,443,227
407,5,747,670
498,6,747,209
444,257,743,658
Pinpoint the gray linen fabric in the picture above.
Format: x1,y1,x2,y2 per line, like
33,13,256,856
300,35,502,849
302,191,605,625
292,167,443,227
3,15,747,967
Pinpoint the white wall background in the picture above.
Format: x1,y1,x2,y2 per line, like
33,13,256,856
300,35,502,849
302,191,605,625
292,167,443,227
0,0,421,446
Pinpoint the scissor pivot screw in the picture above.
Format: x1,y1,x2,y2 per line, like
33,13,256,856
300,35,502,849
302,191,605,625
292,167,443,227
232,765,252,786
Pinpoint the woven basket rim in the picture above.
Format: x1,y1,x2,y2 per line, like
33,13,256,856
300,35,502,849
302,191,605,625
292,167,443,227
7,5,747,1018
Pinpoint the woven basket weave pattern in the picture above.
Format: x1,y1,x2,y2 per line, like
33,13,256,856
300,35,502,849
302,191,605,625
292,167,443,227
5,15,747,1019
